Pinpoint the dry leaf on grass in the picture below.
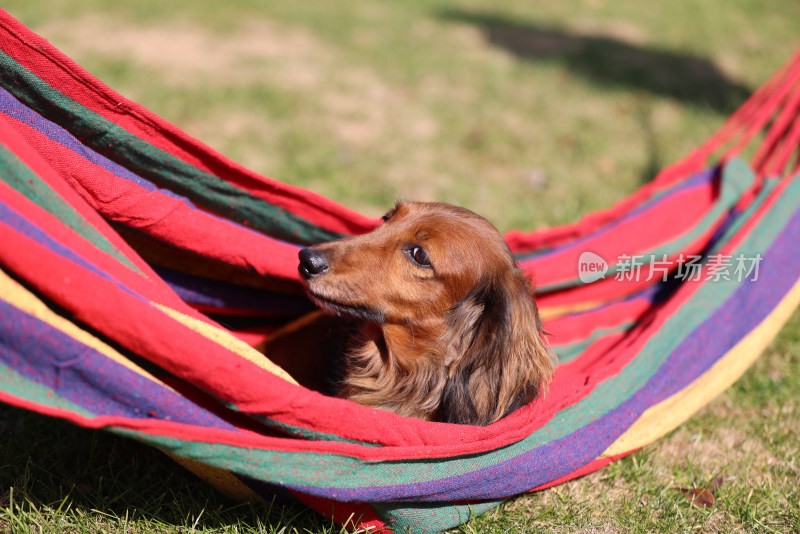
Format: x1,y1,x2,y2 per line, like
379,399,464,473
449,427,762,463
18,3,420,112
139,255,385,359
676,487,716,508
674,473,727,508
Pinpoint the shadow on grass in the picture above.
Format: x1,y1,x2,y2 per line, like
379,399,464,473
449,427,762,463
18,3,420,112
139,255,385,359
439,9,751,114
0,405,328,532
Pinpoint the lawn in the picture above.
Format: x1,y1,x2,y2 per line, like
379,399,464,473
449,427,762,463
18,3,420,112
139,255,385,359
1,1,799,532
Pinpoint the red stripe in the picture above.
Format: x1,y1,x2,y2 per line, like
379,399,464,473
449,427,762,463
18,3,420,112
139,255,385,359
503,157,722,255
524,180,722,288
732,56,800,174
545,295,650,347
0,118,158,281
535,246,711,311
761,84,800,176
504,177,681,254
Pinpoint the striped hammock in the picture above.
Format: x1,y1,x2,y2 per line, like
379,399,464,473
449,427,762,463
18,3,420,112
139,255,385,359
2,9,799,533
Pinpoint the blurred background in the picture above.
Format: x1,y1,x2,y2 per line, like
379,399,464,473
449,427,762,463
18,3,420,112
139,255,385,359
2,2,799,532
6,1,800,233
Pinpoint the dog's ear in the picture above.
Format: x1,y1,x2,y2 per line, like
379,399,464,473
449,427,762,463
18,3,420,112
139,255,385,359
439,270,555,425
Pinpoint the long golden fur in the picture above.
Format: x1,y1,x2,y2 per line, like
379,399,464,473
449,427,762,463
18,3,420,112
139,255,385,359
296,201,555,426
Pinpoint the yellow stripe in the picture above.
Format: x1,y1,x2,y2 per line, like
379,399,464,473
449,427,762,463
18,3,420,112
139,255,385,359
539,299,607,320
0,269,171,388
152,303,298,385
539,286,647,320
602,274,800,457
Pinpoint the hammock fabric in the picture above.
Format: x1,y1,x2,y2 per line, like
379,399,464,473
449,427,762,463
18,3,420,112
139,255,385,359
2,9,800,532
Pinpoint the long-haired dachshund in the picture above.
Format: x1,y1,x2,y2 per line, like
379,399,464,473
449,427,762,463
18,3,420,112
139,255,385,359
292,201,555,426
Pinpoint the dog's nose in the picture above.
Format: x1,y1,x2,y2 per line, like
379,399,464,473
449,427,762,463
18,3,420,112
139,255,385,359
298,248,329,279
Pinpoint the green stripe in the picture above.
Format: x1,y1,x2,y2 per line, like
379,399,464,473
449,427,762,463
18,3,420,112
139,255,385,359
122,168,800,493
708,175,781,256
111,430,463,496
0,145,142,274
0,51,343,245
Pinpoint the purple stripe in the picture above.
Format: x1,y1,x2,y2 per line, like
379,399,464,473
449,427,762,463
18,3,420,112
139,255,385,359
155,266,314,317
0,87,192,203
0,299,239,430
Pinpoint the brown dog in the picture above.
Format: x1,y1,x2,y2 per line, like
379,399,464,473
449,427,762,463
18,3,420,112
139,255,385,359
290,201,554,425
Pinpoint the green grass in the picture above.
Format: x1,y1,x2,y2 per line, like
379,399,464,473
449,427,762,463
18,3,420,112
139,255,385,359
8,0,799,230
0,405,362,533
1,0,800,532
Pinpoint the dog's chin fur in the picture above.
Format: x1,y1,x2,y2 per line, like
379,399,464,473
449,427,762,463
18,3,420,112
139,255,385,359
306,292,386,323
338,322,449,421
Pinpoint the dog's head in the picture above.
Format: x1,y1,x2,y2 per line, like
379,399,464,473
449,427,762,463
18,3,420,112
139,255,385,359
299,202,512,324
299,201,554,424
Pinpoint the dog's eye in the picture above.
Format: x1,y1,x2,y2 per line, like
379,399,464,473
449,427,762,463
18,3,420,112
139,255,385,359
381,209,396,223
408,246,431,267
